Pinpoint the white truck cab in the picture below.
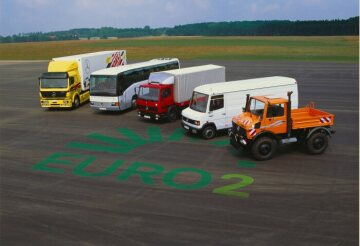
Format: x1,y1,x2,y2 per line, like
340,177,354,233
181,76,299,139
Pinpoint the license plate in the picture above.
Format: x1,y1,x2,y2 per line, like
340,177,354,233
99,107,106,110
144,115,151,119
184,125,189,130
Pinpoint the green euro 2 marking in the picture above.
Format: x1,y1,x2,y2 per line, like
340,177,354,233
32,152,83,173
163,167,212,190
237,161,256,168
118,162,164,185
73,157,124,177
33,126,256,198
212,174,254,198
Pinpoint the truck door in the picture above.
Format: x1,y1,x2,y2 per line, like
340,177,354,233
160,87,172,113
208,95,226,130
263,103,287,134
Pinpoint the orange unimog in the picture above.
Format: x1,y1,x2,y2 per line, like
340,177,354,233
229,92,335,160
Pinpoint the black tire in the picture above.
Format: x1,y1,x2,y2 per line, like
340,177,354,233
230,134,240,148
202,125,216,140
251,137,277,161
167,107,177,122
306,132,328,155
73,96,80,109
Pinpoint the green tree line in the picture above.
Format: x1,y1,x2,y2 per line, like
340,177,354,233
1,17,358,43
167,17,359,36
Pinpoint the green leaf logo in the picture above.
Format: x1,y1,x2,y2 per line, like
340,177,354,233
66,126,229,154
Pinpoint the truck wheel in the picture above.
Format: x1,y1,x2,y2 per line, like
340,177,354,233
168,107,177,122
73,96,80,109
306,132,328,155
251,137,277,161
202,125,216,139
230,134,240,148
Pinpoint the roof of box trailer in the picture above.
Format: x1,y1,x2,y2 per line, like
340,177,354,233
91,58,179,76
156,64,224,76
53,50,123,61
195,76,297,95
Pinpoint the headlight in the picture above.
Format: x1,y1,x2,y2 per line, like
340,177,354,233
195,121,200,126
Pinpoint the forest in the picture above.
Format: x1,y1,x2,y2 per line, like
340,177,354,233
1,17,358,43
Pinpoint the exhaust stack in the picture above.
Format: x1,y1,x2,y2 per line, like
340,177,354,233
287,91,293,138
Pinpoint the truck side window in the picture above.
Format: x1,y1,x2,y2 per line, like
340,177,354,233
267,104,285,118
161,88,171,98
210,95,224,111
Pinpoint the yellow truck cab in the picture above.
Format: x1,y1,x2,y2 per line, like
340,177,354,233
39,50,126,109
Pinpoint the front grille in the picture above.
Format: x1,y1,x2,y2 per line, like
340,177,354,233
138,105,157,111
41,91,67,98
182,116,196,125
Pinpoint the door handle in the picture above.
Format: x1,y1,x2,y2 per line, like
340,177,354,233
209,115,213,117
222,113,226,115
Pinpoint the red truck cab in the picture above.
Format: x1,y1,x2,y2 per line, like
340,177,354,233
137,82,178,121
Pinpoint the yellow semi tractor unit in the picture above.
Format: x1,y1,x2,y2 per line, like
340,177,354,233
39,50,126,109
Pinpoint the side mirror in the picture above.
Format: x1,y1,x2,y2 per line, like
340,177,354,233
70,77,75,85
242,107,245,112
134,87,137,94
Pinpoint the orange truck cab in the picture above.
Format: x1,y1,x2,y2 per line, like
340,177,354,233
229,92,335,160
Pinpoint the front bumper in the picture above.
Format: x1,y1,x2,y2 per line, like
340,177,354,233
181,119,202,134
138,110,166,120
90,101,121,111
40,99,72,108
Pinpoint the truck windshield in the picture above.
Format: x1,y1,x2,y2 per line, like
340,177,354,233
250,99,265,117
138,87,159,101
90,75,117,96
190,91,208,113
41,78,68,88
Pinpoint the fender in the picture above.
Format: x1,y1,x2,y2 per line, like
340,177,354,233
306,127,334,139
202,122,217,131
72,92,79,102
252,130,278,142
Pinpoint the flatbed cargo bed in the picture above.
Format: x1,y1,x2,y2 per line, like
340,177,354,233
291,107,334,129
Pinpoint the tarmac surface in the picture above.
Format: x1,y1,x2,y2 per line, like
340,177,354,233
0,60,358,245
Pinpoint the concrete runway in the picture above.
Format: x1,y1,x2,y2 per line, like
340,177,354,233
0,60,358,245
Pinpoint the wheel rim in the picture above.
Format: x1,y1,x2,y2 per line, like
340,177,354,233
205,129,214,138
75,98,79,107
313,137,325,150
259,142,271,156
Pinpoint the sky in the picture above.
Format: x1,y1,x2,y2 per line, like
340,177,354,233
0,0,358,36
